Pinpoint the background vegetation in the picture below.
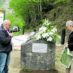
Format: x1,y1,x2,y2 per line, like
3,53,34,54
0,0,5,7
1,0,73,34
8,0,73,34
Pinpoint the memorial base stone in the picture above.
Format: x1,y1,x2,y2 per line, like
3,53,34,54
21,39,55,70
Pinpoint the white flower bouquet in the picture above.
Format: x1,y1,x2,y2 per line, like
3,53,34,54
33,19,60,42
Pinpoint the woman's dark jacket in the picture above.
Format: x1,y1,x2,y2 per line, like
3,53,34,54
68,32,73,51
0,27,12,53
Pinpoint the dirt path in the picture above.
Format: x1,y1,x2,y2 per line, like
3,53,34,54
9,49,21,73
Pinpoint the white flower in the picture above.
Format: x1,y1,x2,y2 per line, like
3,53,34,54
46,22,51,26
39,26,47,32
47,37,53,41
49,32,54,35
36,31,43,36
32,19,59,42
52,27,57,32
42,32,49,38
34,33,41,40
36,35,41,40
43,19,51,26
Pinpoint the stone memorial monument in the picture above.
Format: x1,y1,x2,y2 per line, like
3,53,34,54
21,39,55,70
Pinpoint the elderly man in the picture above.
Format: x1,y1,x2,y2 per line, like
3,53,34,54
0,20,12,73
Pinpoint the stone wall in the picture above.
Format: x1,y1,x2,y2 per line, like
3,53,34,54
21,39,55,70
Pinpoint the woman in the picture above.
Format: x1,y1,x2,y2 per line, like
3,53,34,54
61,20,73,73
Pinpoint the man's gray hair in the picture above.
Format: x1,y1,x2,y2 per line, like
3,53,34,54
66,20,73,26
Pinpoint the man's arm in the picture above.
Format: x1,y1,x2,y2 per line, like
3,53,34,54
0,31,12,45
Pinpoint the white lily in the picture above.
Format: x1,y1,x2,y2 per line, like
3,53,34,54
42,32,49,38
32,19,60,42
43,19,51,26
47,37,53,41
49,32,54,36
52,27,57,32
39,26,47,32
35,34,41,40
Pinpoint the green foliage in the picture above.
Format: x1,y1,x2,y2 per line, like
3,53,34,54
9,0,55,30
9,0,40,19
0,0,5,8
54,0,71,5
6,13,24,35
47,0,73,33
9,0,73,33
9,0,41,30
6,13,24,28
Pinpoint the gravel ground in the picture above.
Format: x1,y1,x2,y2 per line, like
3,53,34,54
9,49,21,73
